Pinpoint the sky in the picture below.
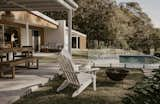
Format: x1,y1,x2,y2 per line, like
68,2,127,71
116,0,160,28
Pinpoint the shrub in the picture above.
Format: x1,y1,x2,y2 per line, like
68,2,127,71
122,70,160,104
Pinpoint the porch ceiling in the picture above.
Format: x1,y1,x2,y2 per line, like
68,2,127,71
0,0,78,11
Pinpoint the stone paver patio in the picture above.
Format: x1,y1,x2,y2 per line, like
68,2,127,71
0,62,60,104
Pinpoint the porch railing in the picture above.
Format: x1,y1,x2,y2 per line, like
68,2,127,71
41,42,63,52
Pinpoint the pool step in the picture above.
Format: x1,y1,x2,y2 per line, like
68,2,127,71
142,69,155,77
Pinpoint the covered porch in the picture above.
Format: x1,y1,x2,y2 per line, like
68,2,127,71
0,11,59,52
0,0,78,53
0,0,78,79
0,0,78,103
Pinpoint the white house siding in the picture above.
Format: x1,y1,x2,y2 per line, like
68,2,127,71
44,20,86,51
66,28,87,50
44,20,68,50
29,30,32,46
20,28,32,46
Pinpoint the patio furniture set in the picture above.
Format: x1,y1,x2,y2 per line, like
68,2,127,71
0,47,130,98
0,47,39,79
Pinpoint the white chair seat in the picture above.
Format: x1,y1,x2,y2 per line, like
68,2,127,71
77,72,93,85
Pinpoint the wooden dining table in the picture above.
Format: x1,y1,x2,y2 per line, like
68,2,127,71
0,47,33,61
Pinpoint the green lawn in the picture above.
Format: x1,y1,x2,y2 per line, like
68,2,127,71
14,69,144,104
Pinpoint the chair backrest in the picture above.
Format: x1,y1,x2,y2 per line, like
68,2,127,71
58,49,80,86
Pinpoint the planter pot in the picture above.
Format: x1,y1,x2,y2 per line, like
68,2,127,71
106,68,129,81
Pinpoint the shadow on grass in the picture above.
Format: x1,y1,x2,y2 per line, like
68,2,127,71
14,76,107,104
14,70,144,104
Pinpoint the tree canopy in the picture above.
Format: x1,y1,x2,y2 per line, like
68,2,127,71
43,0,160,53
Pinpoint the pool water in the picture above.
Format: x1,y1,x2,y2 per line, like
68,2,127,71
119,55,160,64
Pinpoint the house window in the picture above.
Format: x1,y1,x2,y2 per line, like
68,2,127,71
72,37,76,48
72,37,80,49
4,25,20,48
32,30,40,52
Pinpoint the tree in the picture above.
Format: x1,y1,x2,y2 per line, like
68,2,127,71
119,2,154,53
150,29,160,52
73,0,116,48
43,1,157,52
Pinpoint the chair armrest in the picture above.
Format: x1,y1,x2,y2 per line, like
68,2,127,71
74,63,99,74
91,68,100,71
74,64,81,72
80,68,99,73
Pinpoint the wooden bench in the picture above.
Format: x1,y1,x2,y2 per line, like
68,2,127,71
0,57,39,79
0,55,6,62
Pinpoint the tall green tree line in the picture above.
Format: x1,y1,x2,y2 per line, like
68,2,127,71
43,0,160,53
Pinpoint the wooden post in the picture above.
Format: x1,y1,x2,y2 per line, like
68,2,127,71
6,53,9,61
13,52,15,60
11,66,15,79
27,59,30,68
36,59,39,69
0,72,4,77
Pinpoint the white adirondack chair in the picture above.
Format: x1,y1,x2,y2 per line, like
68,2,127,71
57,49,99,97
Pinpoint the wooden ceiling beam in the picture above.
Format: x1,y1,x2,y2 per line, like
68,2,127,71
0,7,67,11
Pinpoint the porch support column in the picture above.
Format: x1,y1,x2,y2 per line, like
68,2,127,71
26,22,29,46
2,25,5,46
68,9,72,55
76,36,79,49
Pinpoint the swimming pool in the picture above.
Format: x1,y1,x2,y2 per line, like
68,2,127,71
119,55,160,64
